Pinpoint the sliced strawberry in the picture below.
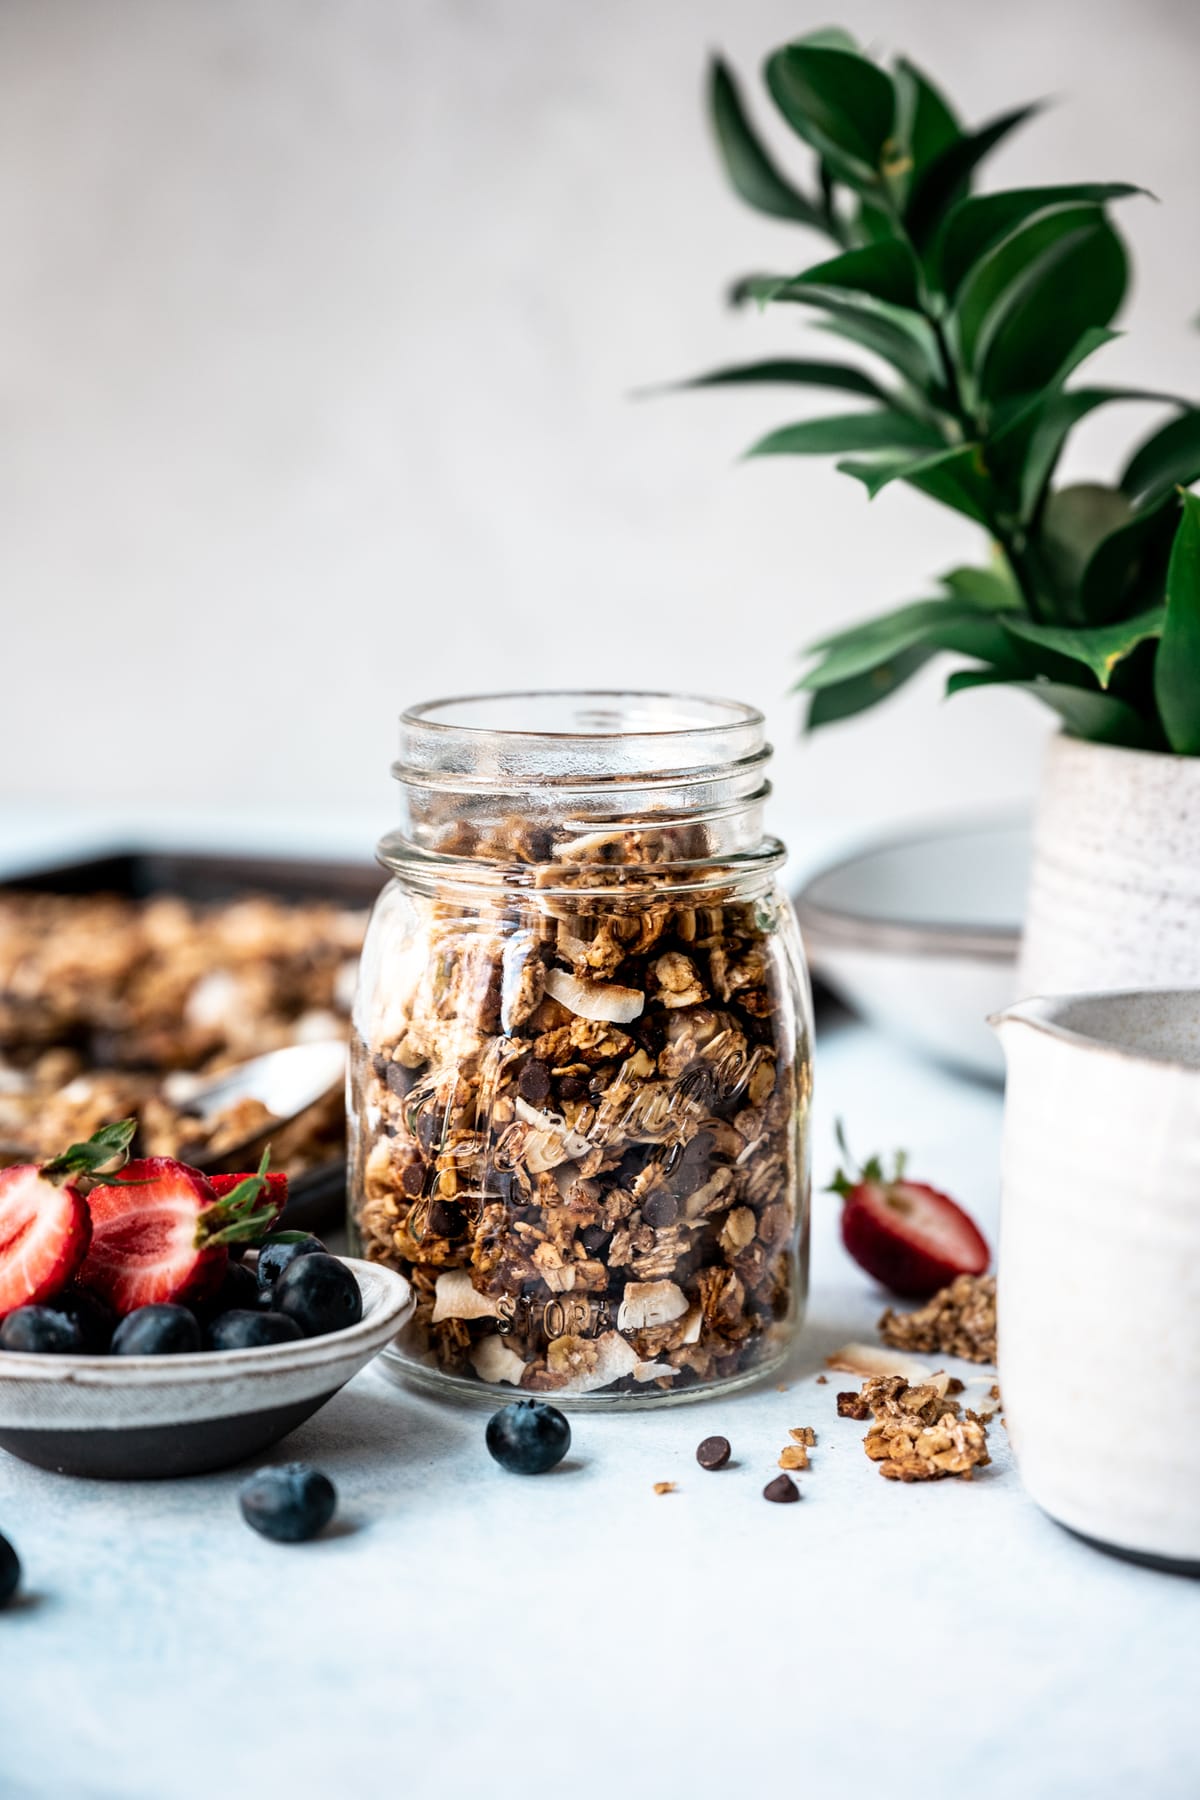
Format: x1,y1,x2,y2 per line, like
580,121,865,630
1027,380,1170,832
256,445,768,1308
829,1127,989,1299
80,1158,228,1316
207,1170,288,1225
0,1166,92,1317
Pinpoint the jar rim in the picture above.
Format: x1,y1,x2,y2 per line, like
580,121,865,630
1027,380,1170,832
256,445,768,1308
400,690,765,744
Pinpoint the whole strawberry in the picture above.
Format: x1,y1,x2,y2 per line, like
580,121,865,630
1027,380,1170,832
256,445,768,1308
828,1124,989,1299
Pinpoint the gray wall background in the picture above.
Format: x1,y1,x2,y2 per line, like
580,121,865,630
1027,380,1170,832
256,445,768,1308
2,0,1197,836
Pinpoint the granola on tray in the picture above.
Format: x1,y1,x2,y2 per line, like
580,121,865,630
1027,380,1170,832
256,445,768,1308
349,819,810,1399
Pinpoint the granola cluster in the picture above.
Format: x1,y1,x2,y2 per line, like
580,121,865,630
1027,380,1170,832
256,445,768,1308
877,1273,997,1365
0,892,365,1173
838,1372,990,1481
350,823,809,1398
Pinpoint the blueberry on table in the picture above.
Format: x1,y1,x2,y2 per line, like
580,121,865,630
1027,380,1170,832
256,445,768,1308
0,1532,20,1606
271,1254,362,1338
0,1305,85,1354
256,1234,326,1292
486,1400,571,1475
111,1304,202,1355
239,1464,337,1543
205,1309,303,1351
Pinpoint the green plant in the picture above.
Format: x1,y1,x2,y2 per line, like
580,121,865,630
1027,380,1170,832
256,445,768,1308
672,27,1200,752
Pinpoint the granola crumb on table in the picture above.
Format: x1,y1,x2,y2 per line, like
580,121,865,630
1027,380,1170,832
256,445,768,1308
349,818,810,1399
877,1273,997,1365
839,1373,990,1482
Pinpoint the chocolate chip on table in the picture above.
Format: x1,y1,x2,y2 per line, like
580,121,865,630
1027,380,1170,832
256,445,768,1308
763,1473,800,1504
642,1191,679,1231
695,1435,731,1471
517,1060,552,1105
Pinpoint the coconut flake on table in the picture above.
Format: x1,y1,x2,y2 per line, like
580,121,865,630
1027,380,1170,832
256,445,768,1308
431,1269,503,1324
825,1342,933,1383
543,967,644,1025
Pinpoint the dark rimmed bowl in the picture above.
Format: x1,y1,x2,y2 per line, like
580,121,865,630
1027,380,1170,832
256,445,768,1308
0,1257,411,1479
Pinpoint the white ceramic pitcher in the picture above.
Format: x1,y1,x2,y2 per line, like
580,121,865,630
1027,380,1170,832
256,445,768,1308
992,989,1200,1571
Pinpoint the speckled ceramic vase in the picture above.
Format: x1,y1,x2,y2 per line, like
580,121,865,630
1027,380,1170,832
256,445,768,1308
992,991,1200,1571
1018,735,1200,996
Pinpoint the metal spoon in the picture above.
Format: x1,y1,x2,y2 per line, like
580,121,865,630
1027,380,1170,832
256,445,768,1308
160,1038,347,1169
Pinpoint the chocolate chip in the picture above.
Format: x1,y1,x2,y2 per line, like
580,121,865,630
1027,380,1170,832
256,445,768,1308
416,1109,443,1154
517,1060,551,1105
763,1473,800,1504
642,1190,679,1231
400,1163,425,1198
427,1198,466,1239
385,1060,416,1099
556,1074,590,1103
580,1223,612,1256
695,1435,731,1471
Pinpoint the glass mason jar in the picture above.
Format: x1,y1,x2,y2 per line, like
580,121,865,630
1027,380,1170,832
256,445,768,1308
348,692,813,1406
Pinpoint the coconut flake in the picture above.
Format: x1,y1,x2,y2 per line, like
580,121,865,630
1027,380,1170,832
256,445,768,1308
512,1097,592,1171
469,1335,526,1386
550,1330,640,1394
431,1269,503,1324
544,966,644,1025
825,1341,932,1383
617,1280,689,1332
633,1359,680,1383
679,1303,703,1345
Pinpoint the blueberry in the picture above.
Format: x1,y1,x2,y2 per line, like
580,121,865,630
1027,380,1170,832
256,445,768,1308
255,1234,326,1292
52,1286,115,1352
205,1309,303,1351
110,1304,202,1355
0,1532,20,1606
272,1254,362,1339
485,1399,570,1475
0,1305,84,1354
197,1261,260,1318
238,1463,337,1543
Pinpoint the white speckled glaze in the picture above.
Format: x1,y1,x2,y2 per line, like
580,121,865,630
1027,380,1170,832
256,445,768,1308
1019,735,1200,996
993,991,1200,1563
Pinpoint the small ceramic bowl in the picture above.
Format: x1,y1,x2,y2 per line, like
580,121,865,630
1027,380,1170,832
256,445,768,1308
0,1257,412,1480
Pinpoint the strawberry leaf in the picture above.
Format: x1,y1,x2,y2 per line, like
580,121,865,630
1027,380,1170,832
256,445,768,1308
41,1117,137,1187
193,1147,284,1250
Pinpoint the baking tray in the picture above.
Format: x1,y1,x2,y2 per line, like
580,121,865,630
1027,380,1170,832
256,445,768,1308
0,847,386,1235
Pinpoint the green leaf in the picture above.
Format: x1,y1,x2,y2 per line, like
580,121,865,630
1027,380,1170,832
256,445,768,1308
1035,483,1134,612
985,326,1121,497
954,204,1107,373
800,596,1016,687
895,58,960,178
1001,605,1165,688
1015,390,1186,522
978,218,1128,403
805,644,937,728
765,44,897,185
945,669,1155,746
746,410,943,457
812,312,939,393
905,103,1043,247
769,240,923,309
709,58,827,227
1079,485,1181,623
935,184,1148,297
642,357,890,402
1154,491,1200,753
839,440,995,525
940,562,1023,611
1121,410,1200,504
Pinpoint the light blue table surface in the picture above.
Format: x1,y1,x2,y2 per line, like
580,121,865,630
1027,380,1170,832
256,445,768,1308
0,808,1195,1800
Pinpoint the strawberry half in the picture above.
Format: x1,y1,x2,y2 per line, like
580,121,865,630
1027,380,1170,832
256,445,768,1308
81,1150,286,1316
0,1118,138,1319
829,1126,989,1299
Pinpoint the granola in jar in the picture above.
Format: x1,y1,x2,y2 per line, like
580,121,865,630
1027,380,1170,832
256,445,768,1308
347,692,813,1405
